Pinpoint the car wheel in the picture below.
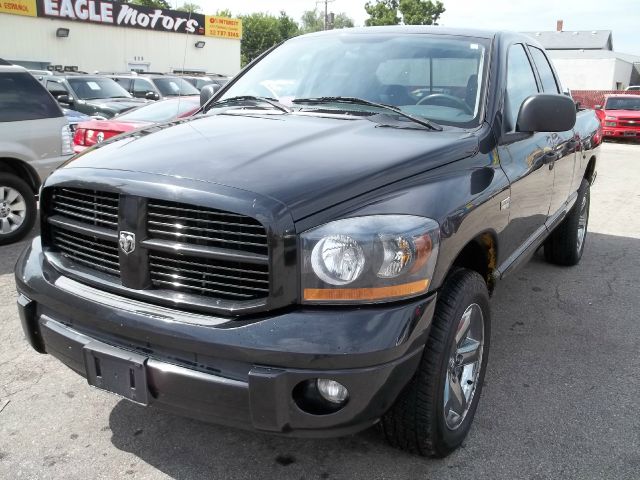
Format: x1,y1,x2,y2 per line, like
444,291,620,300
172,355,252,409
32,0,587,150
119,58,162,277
544,178,590,266
0,173,37,246
381,269,491,457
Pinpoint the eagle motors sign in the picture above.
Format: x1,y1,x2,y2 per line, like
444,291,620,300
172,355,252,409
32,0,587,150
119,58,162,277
37,0,206,34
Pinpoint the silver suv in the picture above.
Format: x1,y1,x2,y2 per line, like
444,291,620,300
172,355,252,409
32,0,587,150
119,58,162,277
0,65,73,244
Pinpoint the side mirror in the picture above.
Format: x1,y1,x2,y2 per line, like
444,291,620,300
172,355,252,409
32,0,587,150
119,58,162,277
516,94,576,133
200,83,220,107
57,94,72,104
594,104,602,110
145,91,159,101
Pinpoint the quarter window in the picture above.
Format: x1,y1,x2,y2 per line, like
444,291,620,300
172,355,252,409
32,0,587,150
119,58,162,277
529,47,560,94
0,73,63,122
505,44,540,131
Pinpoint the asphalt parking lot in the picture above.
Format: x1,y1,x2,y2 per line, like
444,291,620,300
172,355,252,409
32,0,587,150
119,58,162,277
1,141,639,480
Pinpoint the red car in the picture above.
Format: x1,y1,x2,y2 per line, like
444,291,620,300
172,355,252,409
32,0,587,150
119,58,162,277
73,96,200,153
595,94,640,140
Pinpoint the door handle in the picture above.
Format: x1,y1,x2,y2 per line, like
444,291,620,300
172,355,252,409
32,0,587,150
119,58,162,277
543,151,558,169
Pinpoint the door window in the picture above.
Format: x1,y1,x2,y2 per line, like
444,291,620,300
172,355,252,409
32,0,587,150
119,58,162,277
133,79,154,97
529,47,560,93
0,72,62,122
46,80,69,97
505,44,539,131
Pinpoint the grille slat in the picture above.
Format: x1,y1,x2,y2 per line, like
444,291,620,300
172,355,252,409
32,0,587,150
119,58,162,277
151,279,256,299
51,188,119,230
148,220,267,238
147,229,268,248
51,228,121,277
148,212,265,230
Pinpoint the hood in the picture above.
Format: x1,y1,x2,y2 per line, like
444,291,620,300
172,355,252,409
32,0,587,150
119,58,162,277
604,109,640,118
85,98,148,113
63,113,478,220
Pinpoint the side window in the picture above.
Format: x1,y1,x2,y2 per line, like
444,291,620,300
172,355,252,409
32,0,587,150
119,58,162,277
133,79,153,97
505,44,539,131
114,77,132,91
529,47,560,93
0,72,62,122
46,80,69,97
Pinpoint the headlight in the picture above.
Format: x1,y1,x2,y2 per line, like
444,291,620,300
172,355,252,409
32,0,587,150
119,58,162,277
301,215,439,304
604,121,616,127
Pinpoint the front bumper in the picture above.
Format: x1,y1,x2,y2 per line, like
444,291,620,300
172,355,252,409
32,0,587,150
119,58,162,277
602,125,640,138
15,238,436,437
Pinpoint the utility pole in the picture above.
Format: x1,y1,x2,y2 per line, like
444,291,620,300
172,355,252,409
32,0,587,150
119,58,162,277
316,0,335,30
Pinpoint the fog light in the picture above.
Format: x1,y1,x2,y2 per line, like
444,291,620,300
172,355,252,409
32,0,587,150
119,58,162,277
316,379,349,404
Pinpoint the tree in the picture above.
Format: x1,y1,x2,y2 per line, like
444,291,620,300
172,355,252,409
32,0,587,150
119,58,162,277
333,13,355,29
214,9,233,18
126,0,171,9
399,0,445,25
278,11,300,40
300,9,324,33
364,0,400,26
176,2,201,13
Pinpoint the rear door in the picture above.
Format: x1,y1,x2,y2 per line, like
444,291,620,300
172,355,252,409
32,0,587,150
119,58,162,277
528,45,578,217
0,71,69,181
497,43,555,258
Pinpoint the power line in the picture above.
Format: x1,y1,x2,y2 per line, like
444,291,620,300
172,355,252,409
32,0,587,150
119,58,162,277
316,0,335,30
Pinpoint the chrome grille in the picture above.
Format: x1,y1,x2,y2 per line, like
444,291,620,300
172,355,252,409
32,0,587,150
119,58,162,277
50,227,120,277
147,199,268,255
149,251,269,300
51,188,119,230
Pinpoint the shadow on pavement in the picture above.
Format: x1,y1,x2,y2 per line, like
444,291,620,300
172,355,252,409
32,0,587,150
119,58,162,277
107,231,640,479
0,225,39,277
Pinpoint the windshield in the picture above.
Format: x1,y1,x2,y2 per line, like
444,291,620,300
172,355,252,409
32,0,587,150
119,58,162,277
67,78,132,100
153,77,200,96
605,96,640,110
116,97,200,122
220,34,489,127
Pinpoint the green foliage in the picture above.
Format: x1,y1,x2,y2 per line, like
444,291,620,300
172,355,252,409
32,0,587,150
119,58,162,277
364,0,445,26
364,0,400,26
126,0,171,9
300,9,324,33
240,12,299,66
399,0,445,25
333,13,355,29
214,9,233,18
176,2,201,13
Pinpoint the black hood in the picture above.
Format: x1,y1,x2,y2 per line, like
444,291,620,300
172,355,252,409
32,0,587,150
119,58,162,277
63,113,479,220
86,98,148,113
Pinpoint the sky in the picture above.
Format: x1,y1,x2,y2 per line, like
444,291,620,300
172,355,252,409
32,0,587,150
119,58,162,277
188,0,640,56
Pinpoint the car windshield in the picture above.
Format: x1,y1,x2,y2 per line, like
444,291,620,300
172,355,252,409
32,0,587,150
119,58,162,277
153,77,200,96
116,97,200,122
605,96,640,110
219,34,490,127
67,78,132,100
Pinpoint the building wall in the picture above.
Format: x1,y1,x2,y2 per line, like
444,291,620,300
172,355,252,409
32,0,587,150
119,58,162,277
548,56,632,90
0,14,241,75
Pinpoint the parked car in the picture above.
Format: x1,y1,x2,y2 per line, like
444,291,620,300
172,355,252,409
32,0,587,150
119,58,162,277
73,96,200,153
624,86,640,91
16,27,601,457
62,108,91,133
109,74,200,100
595,94,640,139
0,65,72,244
41,74,148,119
181,74,230,91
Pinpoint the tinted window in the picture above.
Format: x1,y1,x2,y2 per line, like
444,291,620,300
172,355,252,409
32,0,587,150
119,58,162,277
113,77,133,91
67,77,131,100
0,72,62,122
529,47,560,93
604,96,640,110
117,98,200,122
153,77,200,96
505,44,539,130
46,79,69,97
133,78,154,95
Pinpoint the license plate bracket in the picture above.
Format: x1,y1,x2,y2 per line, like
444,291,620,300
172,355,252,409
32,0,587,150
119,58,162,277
83,342,149,405
623,131,637,136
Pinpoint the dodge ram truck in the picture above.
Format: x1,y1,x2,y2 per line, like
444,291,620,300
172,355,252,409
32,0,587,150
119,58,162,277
15,27,601,457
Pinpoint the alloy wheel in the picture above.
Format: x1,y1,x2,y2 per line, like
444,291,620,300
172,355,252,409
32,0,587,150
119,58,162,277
0,186,27,235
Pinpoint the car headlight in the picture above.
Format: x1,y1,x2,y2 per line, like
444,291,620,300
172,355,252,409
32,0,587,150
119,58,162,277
604,121,616,127
301,215,439,304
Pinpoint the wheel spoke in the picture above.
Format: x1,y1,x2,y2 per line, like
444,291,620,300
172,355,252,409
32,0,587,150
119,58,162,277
455,308,472,344
445,371,466,417
457,338,481,365
8,213,23,227
5,188,19,204
0,218,10,234
10,200,26,213
0,187,5,202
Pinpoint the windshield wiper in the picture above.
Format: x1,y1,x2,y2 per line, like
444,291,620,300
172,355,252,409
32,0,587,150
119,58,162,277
292,96,443,131
207,95,291,114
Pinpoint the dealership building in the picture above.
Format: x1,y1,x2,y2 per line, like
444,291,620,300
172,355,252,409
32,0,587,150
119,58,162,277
0,0,242,75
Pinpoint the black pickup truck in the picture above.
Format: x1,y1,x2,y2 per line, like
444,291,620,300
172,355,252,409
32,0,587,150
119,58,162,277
15,27,601,457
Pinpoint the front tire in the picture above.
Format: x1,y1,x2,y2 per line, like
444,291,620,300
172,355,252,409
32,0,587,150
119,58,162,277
544,178,590,266
381,269,491,457
0,173,37,246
